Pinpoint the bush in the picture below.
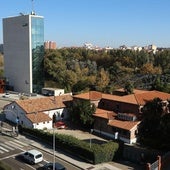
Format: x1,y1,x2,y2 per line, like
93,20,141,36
22,127,119,164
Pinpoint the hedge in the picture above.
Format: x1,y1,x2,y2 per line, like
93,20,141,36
22,127,119,164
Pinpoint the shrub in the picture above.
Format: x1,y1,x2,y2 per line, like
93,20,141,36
22,127,119,164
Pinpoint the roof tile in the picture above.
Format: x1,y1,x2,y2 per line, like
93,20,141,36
15,95,73,113
27,112,52,123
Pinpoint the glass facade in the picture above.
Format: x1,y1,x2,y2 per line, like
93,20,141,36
31,16,44,93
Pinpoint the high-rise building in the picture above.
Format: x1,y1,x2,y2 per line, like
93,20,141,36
44,41,57,50
3,13,44,94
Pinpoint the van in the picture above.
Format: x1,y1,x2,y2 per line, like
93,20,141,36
22,149,43,164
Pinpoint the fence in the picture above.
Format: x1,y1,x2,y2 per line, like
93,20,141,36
146,156,161,170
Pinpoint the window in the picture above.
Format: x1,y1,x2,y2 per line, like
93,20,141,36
35,154,42,159
11,105,15,109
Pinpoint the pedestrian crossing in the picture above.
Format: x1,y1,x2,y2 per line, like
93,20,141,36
0,139,28,154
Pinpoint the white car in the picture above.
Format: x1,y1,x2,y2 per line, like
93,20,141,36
22,149,43,164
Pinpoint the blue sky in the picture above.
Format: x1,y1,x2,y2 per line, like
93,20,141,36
0,0,170,48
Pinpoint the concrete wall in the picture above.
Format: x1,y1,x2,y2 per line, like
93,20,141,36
3,15,32,93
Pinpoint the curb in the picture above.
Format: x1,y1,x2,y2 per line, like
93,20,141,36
30,142,85,170
18,132,86,170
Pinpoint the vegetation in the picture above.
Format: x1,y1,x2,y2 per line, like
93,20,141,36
138,98,170,150
44,48,170,93
23,127,119,164
69,100,96,128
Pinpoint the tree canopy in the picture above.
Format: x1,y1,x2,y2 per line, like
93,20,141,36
138,98,170,150
69,99,96,129
44,48,170,93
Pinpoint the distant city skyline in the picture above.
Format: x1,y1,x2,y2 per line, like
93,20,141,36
0,0,170,48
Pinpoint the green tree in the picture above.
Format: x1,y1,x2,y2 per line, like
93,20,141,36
124,81,134,94
95,68,110,91
70,100,96,128
138,98,170,148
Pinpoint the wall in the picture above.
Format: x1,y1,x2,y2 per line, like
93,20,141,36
3,15,31,93
33,120,52,129
4,102,33,128
99,99,139,113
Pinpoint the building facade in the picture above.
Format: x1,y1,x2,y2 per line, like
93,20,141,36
44,41,57,49
3,14,44,94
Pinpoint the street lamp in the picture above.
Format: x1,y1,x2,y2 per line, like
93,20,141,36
90,129,93,149
52,113,57,170
53,126,55,170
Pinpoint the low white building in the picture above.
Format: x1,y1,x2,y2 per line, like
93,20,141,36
3,94,73,130
42,88,65,96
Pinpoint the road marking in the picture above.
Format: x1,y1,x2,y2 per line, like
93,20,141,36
0,150,25,161
7,141,23,148
13,139,28,146
0,150,4,154
0,146,9,152
0,143,14,150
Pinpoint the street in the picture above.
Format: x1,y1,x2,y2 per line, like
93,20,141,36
0,135,81,170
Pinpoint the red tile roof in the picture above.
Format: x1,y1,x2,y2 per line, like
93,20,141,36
93,108,117,119
26,112,52,123
108,119,140,131
94,108,140,131
135,90,170,105
15,95,73,113
74,90,170,106
102,93,138,104
74,91,102,100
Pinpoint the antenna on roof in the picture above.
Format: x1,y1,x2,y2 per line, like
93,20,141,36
31,0,35,15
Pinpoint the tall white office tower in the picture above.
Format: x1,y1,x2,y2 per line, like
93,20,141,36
3,13,44,94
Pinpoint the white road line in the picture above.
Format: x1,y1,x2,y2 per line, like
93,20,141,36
0,143,14,150
13,139,28,146
0,150,4,154
0,146,9,152
6,141,22,148
0,152,24,161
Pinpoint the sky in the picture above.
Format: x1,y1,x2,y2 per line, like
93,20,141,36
0,0,170,48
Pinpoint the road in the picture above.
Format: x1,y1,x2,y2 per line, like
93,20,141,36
0,135,81,170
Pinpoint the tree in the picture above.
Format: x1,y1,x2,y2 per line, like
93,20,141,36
70,100,96,128
137,98,170,149
124,81,134,94
95,68,110,91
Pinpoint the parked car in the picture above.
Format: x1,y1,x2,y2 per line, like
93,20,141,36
55,121,66,129
43,162,66,170
3,93,10,98
21,149,43,164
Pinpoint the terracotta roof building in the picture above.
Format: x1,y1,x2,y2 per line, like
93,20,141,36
4,94,73,129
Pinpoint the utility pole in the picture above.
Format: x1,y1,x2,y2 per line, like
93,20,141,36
53,113,57,170
53,126,55,170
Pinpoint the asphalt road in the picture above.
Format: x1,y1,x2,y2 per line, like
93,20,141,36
0,135,81,170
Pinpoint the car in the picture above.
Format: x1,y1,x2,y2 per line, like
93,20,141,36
22,149,43,164
43,162,66,170
55,121,66,129
3,93,10,98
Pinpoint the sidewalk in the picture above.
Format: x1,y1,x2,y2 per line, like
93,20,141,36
1,122,142,170
16,134,121,170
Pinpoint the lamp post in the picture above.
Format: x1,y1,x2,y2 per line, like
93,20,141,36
52,113,57,170
53,126,55,170
90,129,93,149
